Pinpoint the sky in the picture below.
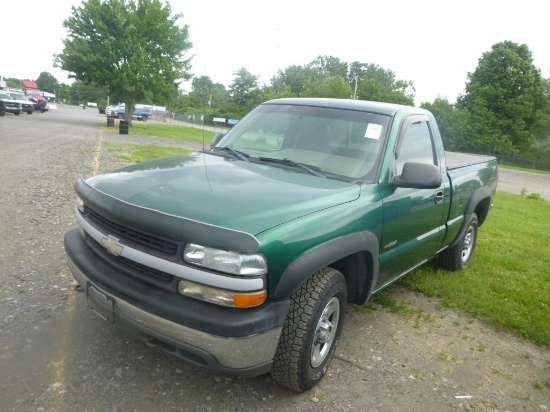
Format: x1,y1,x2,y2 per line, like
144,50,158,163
1,0,549,106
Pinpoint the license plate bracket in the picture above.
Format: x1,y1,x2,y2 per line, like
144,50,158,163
87,283,115,323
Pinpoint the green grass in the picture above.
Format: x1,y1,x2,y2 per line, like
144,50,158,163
105,142,192,164
102,123,213,164
398,192,550,345
105,121,216,143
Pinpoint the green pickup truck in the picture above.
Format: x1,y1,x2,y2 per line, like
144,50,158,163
65,98,498,392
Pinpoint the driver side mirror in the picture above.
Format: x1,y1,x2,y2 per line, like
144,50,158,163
390,162,442,189
211,132,225,148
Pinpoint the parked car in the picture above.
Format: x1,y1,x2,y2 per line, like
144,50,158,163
0,100,6,116
5,90,35,114
0,92,22,115
112,104,152,121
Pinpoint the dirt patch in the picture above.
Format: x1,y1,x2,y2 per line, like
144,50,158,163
321,286,550,411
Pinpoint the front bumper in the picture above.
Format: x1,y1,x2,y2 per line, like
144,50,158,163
65,228,288,377
4,104,21,114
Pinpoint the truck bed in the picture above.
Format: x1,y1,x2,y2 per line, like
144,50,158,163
445,151,496,171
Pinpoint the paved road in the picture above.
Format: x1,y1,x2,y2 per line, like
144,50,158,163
497,167,550,200
1,106,547,412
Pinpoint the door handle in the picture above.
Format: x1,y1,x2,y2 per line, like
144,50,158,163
435,190,444,204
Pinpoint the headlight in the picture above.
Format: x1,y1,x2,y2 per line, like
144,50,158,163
76,195,84,214
178,280,267,308
183,244,267,276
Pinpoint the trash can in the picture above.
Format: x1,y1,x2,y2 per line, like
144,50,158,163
106,116,115,127
119,120,129,135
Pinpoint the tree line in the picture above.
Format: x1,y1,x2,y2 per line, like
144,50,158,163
11,0,550,168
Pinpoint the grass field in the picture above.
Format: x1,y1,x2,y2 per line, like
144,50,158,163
104,123,550,345
397,191,550,345
105,120,216,143
105,142,192,165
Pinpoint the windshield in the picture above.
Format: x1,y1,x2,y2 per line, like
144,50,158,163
214,103,391,181
0,93,13,100
10,93,26,100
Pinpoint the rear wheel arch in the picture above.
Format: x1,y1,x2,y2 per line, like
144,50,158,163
448,187,493,251
473,196,492,227
466,186,493,227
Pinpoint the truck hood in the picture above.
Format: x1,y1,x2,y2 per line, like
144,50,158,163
85,152,360,235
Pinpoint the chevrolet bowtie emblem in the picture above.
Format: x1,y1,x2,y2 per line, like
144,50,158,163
101,235,123,256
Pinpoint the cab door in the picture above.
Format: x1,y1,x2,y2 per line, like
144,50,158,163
376,115,449,288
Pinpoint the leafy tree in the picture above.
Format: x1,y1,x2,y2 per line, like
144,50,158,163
421,97,469,151
55,0,192,123
191,75,214,106
70,80,109,105
229,67,260,116
4,77,21,88
458,41,546,156
303,75,352,99
35,72,60,94
209,84,231,111
261,83,295,101
270,65,320,97
59,84,72,102
350,62,415,105
311,55,348,79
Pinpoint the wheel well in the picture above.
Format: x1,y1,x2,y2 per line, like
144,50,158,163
330,251,375,305
474,197,492,226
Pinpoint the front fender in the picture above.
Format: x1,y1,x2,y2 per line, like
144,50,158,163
272,232,379,300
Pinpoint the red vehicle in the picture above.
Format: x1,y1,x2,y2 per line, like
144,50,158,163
21,80,50,112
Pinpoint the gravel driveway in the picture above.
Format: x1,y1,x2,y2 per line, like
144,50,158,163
1,106,548,411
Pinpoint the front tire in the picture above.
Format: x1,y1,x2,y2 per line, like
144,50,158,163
439,214,478,271
271,267,347,392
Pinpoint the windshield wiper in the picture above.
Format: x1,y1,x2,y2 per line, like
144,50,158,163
213,146,250,162
258,157,326,178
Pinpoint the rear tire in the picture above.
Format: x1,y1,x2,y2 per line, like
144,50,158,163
439,214,478,271
270,267,347,392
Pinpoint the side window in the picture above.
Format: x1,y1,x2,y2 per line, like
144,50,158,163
395,120,435,175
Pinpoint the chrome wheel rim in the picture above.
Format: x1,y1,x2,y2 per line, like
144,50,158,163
461,224,475,263
311,297,340,368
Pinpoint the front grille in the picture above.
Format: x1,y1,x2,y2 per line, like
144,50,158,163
87,235,176,291
88,208,178,256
